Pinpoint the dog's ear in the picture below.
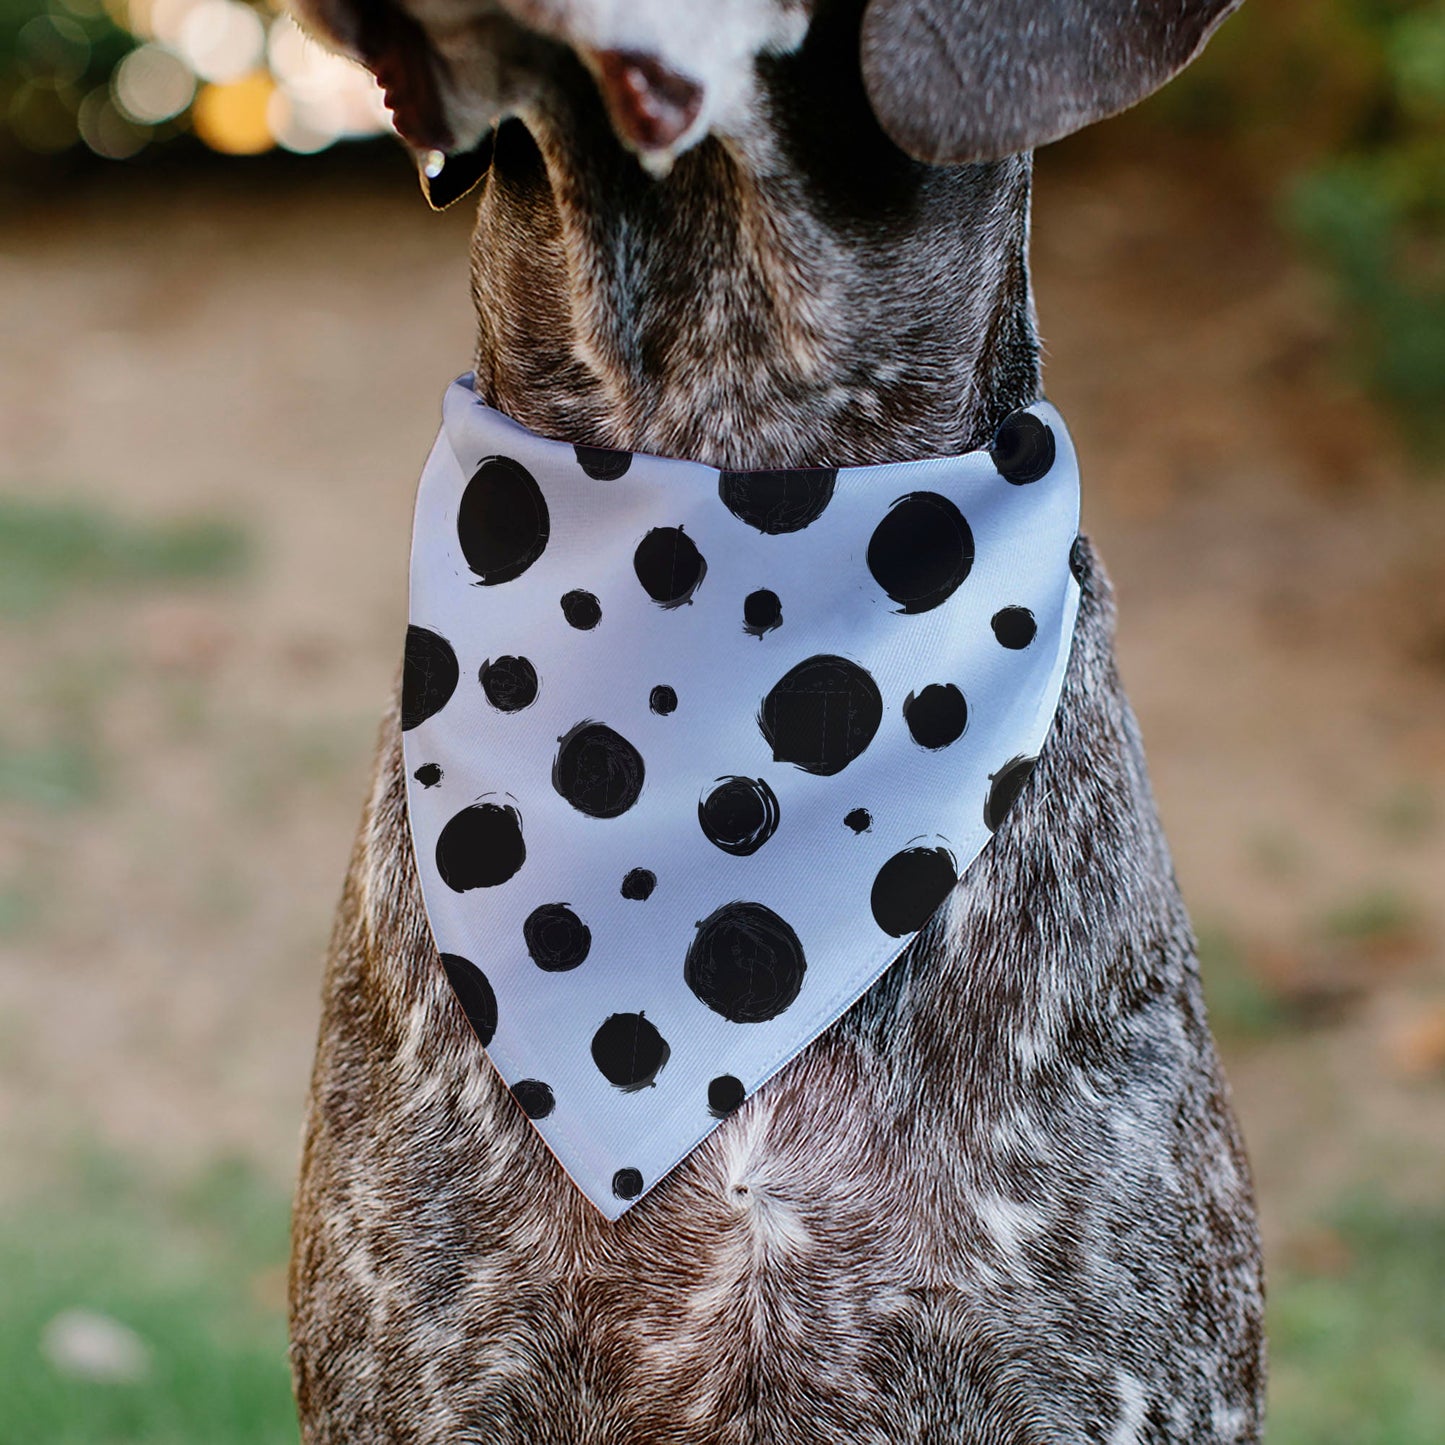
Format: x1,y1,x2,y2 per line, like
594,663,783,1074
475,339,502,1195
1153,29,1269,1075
860,0,1243,165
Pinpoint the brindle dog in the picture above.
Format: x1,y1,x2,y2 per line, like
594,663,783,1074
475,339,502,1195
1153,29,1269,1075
286,2,1265,1440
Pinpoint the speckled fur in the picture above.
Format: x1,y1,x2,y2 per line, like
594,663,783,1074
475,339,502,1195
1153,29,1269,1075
289,2,1265,1439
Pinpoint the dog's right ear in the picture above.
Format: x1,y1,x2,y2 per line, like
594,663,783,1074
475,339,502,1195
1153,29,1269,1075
860,0,1244,165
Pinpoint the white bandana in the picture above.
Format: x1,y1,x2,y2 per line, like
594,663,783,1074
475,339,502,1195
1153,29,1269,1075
403,376,1082,1217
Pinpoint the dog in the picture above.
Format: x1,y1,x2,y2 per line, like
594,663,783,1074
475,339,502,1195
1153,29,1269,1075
287,2,1266,1440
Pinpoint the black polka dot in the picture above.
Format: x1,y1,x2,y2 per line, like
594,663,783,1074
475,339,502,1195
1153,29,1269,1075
621,868,656,900
456,455,550,584
552,721,645,818
561,590,602,630
1070,535,1089,585
511,1079,555,1119
633,526,706,607
479,655,539,711
523,903,591,972
591,1013,670,1091
903,683,968,749
707,1074,746,1118
991,607,1037,650
698,776,780,856
436,802,526,891
612,1167,644,1200
985,754,1038,832
869,846,958,937
866,493,974,614
844,807,872,834
685,901,807,1023
990,410,1056,485
440,953,497,1046
742,589,783,638
413,762,443,788
718,467,838,534
759,654,882,776
401,625,458,731
574,445,632,480
649,685,677,716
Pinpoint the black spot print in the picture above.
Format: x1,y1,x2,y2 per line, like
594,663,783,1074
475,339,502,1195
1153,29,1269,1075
456,455,550,584
903,683,968,750
436,802,526,891
870,846,958,937
718,467,838,534
708,1074,746,1118
561,590,602,630
413,763,443,788
621,868,656,901
401,626,459,731
523,903,591,972
1070,535,1089,586
985,754,1038,832
990,410,1056,485
698,776,780,856
759,654,882,776
649,685,677,716
685,901,807,1023
991,607,1037,650
575,445,632,481
633,526,706,607
440,953,497,1046
512,1079,555,1119
612,1167,644,1199
591,1012,670,1091
479,655,538,712
866,493,974,614
742,589,783,638
844,807,873,834
552,721,646,818
696,780,786,855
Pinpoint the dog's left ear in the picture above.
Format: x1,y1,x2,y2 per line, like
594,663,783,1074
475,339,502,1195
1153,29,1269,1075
860,0,1244,165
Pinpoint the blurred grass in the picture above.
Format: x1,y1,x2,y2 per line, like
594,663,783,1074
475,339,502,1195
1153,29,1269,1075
0,1152,297,1445
1199,923,1291,1040
1270,1197,1445,1445
0,495,248,619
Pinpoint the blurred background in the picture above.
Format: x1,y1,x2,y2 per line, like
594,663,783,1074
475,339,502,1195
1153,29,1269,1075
1,0,1442,1440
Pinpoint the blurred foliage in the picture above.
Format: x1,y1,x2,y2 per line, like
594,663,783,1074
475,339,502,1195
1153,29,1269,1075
1167,0,1445,448
1,0,143,161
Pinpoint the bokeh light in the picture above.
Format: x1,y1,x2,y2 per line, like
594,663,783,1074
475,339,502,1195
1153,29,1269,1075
2,0,394,160
112,43,193,124
175,0,265,85
191,69,272,153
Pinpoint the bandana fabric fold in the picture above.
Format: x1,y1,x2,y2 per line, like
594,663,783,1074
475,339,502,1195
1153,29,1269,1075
403,375,1082,1218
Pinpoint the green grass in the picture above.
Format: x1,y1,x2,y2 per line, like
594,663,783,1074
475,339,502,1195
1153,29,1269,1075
0,496,249,618
0,1153,298,1445
1269,1197,1445,1445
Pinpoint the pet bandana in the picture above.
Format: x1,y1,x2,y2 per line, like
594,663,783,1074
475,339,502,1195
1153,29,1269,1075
403,375,1082,1218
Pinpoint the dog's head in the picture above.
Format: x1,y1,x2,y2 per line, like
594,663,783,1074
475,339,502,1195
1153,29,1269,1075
293,0,1242,203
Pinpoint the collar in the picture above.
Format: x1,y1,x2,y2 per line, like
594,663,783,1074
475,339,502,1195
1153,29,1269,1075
403,376,1081,1217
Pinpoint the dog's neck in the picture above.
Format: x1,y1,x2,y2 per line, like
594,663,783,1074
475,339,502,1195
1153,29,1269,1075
465,30,1040,471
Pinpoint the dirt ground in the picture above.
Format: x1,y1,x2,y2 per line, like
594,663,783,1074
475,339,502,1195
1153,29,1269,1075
1,137,1442,1269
